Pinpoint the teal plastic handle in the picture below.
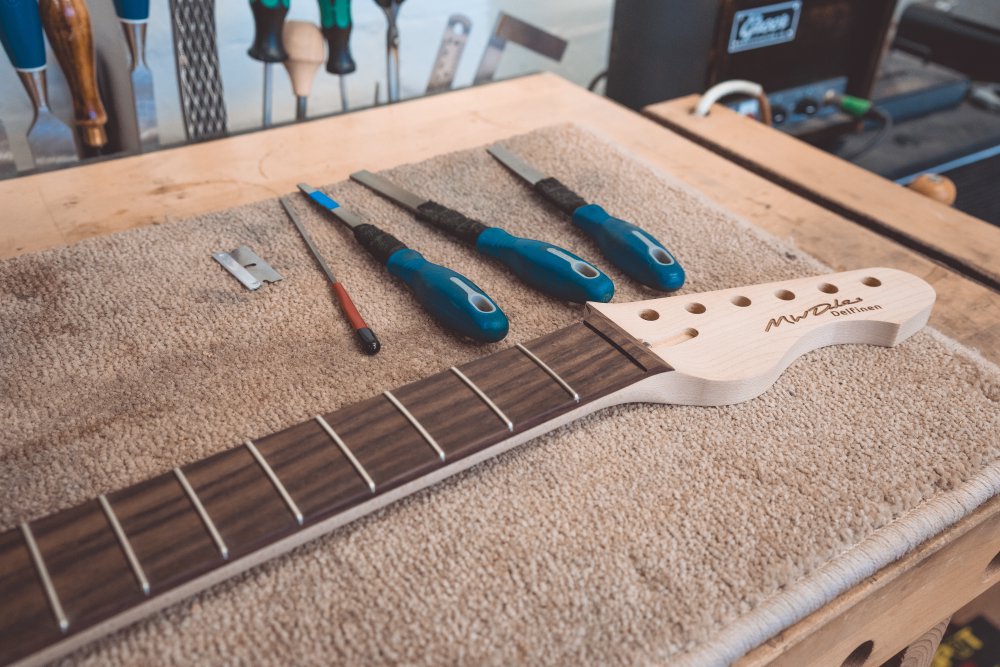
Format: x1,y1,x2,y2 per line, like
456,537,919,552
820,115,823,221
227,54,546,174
475,227,614,303
0,0,46,71
385,248,509,342
571,204,685,291
113,0,150,22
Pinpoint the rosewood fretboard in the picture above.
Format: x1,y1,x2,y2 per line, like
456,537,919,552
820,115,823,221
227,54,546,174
0,314,669,666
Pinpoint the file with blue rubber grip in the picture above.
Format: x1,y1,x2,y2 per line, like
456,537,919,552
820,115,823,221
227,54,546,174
297,183,509,342
350,170,614,303
487,145,685,291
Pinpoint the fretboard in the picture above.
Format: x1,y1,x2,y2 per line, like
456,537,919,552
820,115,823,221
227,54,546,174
0,313,670,666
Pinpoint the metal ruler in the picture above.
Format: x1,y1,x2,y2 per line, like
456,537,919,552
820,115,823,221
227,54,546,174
426,14,471,94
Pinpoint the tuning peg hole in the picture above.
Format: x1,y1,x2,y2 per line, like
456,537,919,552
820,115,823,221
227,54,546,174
775,289,795,300
685,303,706,314
640,309,659,321
731,295,751,307
861,277,881,287
818,283,838,294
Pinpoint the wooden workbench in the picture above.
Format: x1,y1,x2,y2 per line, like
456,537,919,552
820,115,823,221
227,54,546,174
2,73,998,667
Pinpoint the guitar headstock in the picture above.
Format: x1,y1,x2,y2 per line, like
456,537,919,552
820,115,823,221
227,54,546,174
588,268,935,406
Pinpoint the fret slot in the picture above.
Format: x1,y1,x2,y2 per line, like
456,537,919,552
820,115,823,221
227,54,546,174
314,416,376,493
20,522,68,633
384,390,447,461
245,440,305,525
174,468,229,560
99,494,151,595
516,343,580,402
450,366,514,432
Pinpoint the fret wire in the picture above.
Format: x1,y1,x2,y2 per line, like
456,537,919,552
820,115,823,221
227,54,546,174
314,415,377,493
383,391,447,461
20,522,69,633
98,494,151,595
244,440,304,526
173,468,229,560
515,343,580,403
449,366,514,432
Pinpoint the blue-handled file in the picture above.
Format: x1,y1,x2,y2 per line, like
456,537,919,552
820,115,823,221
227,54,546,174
487,145,686,292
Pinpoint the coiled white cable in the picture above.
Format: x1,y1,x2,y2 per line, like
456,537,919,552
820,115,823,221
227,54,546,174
693,79,772,125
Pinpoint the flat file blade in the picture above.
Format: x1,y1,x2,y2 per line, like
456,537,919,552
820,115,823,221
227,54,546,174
349,170,425,211
486,145,548,185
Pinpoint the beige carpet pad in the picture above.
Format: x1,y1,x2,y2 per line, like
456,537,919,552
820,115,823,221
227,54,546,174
1,125,998,666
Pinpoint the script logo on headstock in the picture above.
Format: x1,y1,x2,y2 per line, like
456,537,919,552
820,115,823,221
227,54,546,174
765,297,883,332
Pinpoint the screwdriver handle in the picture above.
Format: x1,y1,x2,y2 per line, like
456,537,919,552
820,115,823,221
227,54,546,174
113,0,149,21
282,20,324,99
317,0,355,74
572,204,685,291
248,0,288,63
386,248,509,342
475,228,615,304
330,282,380,355
0,0,46,70
39,0,108,147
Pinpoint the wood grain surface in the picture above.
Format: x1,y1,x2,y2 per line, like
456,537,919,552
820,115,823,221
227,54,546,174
38,0,107,148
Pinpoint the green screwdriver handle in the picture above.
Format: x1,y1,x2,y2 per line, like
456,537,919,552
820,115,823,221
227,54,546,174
248,0,289,63
317,0,355,74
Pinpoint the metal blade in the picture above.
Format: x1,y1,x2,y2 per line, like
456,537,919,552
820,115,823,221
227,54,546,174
486,145,548,185
297,183,368,229
0,120,17,179
131,65,159,150
27,109,78,169
350,170,425,212
280,197,340,285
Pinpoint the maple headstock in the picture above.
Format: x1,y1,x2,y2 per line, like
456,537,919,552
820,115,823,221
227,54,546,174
588,268,936,406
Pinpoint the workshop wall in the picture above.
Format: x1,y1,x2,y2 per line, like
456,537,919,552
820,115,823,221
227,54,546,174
0,1,612,172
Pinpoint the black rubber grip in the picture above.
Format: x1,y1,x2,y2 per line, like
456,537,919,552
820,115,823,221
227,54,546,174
353,223,406,265
415,201,488,245
322,25,356,74
534,177,588,216
356,327,381,355
248,2,288,62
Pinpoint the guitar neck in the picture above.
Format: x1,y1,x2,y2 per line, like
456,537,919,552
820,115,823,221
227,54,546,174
0,313,669,667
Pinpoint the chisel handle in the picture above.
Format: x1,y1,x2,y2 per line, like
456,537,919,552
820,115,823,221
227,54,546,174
248,0,288,62
572,204,685,291
0,0,47,71
474,228,614,304
39,0,108,147
282,20,324,100
318,0,355,74
385,248,509,342
112,0,149,22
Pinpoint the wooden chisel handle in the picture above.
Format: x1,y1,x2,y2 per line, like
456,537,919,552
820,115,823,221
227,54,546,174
39,0,108,148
